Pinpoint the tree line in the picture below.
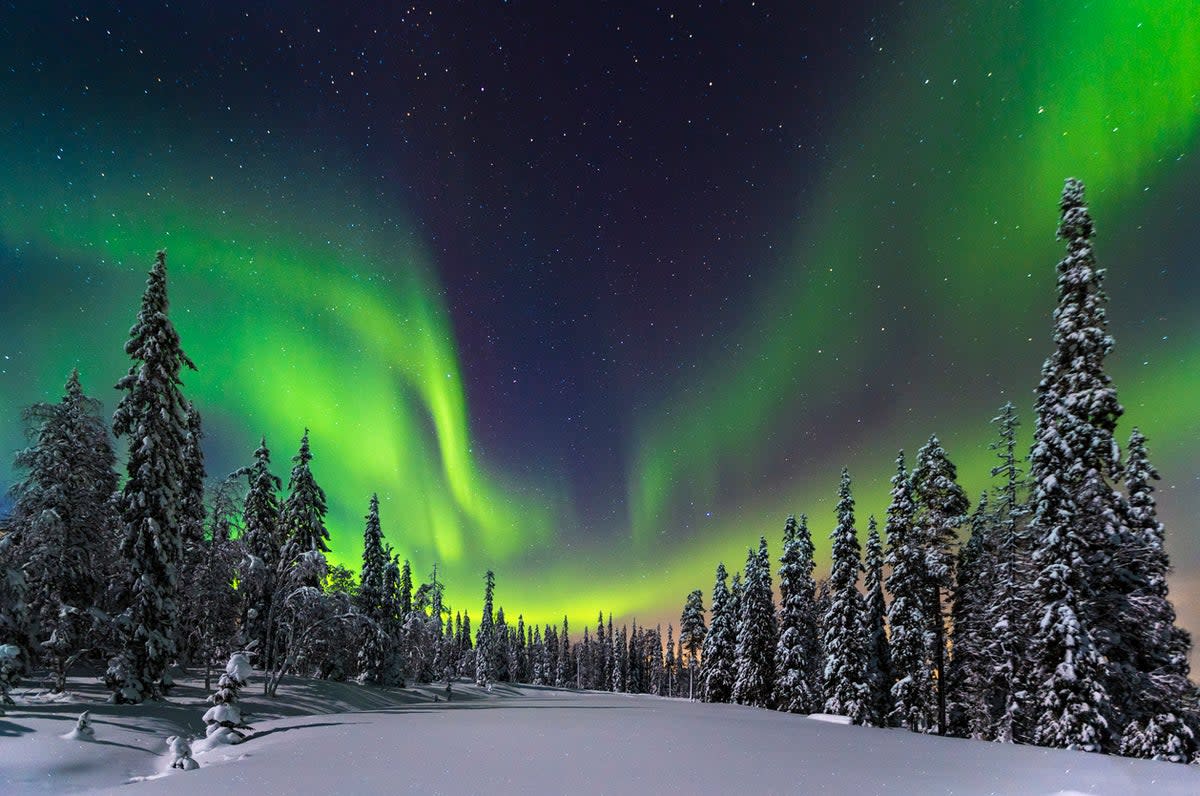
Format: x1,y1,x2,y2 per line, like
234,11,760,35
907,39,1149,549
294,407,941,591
675,179,1195,763
0,251,700,710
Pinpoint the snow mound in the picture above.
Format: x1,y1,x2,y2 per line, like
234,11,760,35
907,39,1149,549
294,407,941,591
806,712,852,724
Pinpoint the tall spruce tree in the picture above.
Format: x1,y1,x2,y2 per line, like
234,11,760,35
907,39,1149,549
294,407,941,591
822,468,868,723
775,515,820,714
911,435,968,735
357,498,385,608
884,451,931,731
1027,178,1116,753
475,570,496,686
734,537,777,708
862,516,892,727
238,438,283,663
8,370,119,691
556,616,571,688
679,588,706,699
110,252,197,702
627,620,641,693
665,624,677,697
701,563,737,703
280,431,330,588
356,495,393,684
399,559,413,617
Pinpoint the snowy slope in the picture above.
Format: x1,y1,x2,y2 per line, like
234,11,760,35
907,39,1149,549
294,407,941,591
2,677,1197,795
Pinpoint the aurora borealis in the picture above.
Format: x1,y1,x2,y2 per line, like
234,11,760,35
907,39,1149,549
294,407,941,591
1,2,1197,654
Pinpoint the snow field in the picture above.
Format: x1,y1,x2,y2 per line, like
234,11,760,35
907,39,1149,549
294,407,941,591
3,674,1198,795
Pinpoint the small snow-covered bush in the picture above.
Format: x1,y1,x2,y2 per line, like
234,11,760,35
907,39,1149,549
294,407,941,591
167,735,199,770
62,710,96,740
203,652,252,744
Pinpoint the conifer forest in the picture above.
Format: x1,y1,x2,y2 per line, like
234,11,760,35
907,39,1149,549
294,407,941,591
2,179,1196,769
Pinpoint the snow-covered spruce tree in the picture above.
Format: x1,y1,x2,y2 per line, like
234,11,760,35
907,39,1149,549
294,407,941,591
280,430,330,588
675,635,684,695
204,651,252,744
531,625,546,685
627,620,642,693
983,402,1032,743
774,514,820,714
489,607,508,682
7,370,119,692
665,624,677,697
458,610,473,677
556,616,571,688
947,494,993,738
911,435,969,736
576,625,590,689
610,625,625,693
1026,179,1119,753
356,494,393,684
862,516,893,727
440,612,459,683
650,625,665,695
1115,429,1194,761
679,588,706,699
734,537,777,708
355,494,386,619
593,613,607,690
398,559,413,617
822,468,868,723
237,438,283,665
508,624,522,685
515,614,530,683
110,252,197,703
544,624,559,686
475,570,496,687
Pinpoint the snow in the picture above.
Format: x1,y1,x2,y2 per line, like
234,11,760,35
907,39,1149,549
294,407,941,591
807,712,853,724
1,674,1197,795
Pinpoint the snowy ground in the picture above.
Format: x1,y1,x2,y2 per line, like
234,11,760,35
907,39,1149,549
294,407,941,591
2,674,1197,795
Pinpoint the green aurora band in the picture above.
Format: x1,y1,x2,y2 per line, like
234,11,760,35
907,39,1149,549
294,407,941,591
1,1,1198,636
628,2,1200,571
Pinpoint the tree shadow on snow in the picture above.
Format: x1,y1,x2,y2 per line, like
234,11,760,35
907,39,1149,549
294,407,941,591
247,720,365,741
88,738,158,754
0,718,37,737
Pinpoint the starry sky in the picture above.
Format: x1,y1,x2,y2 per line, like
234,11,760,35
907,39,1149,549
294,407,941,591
1,2,1198,651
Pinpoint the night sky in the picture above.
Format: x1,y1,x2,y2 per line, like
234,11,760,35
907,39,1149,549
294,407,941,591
1,2,1197,650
